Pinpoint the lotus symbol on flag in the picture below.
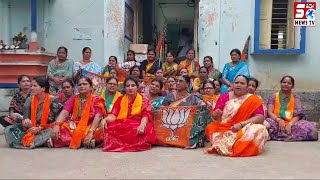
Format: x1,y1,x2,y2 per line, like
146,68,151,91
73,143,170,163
161,107,191,141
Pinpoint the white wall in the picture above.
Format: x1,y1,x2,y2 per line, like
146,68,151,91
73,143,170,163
44,0,105,66
249,0,320,90
0,0,46,47
0,0,10,44
199,0,320,90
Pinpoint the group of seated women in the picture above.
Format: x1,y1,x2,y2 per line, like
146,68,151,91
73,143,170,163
0,46,318,157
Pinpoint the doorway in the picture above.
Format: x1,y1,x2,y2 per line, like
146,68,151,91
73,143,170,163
138,0,198,61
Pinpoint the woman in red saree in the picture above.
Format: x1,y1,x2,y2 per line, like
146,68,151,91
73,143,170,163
205,75,269,157
51,77,106,149
102,76,156,152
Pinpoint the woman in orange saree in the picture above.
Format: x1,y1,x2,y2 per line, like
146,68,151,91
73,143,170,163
205,75,269,157
51,77,106,149
102,76,156,152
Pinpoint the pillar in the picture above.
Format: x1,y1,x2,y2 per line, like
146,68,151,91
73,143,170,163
104,0,125,63
198,0,221,68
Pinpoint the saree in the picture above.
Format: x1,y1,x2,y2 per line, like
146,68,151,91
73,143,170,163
74,61,102,77
193,78,206,92
151,97,165,108
179,60,200,76
103,94,156,152
162,93,203,107
141,59,162,77
56,91,72,105
208,68,222,81
220,61,250,93
47,59,74,95
205,93,269,157
162,62,178,76
4,95,62,149
53,94,106,148
266,92,318,141
101,90,122,113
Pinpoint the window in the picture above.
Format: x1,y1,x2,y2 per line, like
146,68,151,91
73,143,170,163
254,0,306,54
125,3,134,42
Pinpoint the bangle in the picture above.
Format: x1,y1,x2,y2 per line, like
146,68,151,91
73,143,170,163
88,128,95,133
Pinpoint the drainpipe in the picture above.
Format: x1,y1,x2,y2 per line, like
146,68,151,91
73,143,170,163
29,0,39,51
31,0,37,32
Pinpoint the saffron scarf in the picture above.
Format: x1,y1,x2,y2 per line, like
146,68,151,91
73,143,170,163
21,94,51,147
102,90,122,113
117,93,143,120
205,94,263,135
169,94,191,108
181,60,195,76
69,93,94,149
274,91,295,125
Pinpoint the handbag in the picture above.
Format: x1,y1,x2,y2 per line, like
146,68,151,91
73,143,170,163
4,124,26,147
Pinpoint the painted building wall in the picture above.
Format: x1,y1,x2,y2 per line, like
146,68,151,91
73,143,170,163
1,0,320,90
198,0,320,90
44,0,105,66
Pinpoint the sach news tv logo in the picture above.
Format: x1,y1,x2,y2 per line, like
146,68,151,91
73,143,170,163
294,2,316,27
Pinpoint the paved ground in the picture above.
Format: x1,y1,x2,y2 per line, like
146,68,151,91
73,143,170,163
1,126,320,179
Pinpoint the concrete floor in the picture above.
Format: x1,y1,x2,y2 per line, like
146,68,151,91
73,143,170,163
1,128,320,179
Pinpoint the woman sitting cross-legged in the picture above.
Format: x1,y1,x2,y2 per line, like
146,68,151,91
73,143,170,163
0,75,32,128
51,77,106,149
102,76,156,152
4,76,62,149
265,75,318,141
205,75,269,157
